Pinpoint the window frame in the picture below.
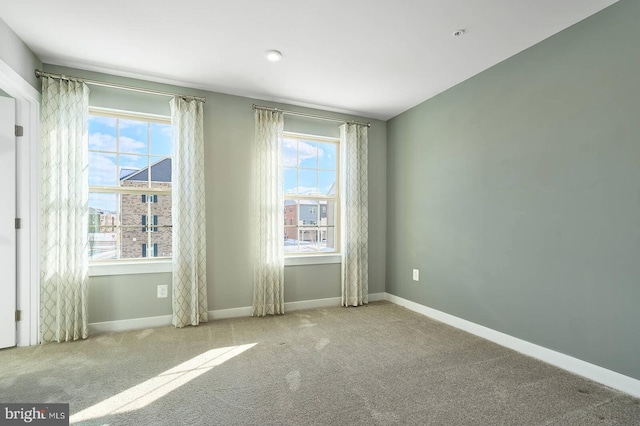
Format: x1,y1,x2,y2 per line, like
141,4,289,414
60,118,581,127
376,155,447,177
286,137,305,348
88,107,173,267
283,131,340,257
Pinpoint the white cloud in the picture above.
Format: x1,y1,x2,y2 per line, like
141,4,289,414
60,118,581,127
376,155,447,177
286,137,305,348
298,141,317,160
89,132,116,150
120,156,147,170
295,186,319,195
283,139,325,167
285,186,318,195
283,139,298,167
118,118,147,130
89,133,146,154
120,136,147,153
89,152,117,186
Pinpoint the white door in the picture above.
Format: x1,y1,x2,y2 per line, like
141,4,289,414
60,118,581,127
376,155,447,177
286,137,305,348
0,96,16,349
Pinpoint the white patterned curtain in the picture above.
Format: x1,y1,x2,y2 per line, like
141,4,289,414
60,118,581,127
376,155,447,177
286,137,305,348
40,77,90,342
170,97,208,327
252,109,285,316
340,123,369,307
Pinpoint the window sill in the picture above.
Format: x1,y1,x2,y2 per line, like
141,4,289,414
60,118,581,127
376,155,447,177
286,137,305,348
89,255,340,276
285,254,341,266
89,260,172,277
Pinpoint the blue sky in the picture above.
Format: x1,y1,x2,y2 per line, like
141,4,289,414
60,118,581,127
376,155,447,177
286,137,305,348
283,138,336,195
88,115,172,211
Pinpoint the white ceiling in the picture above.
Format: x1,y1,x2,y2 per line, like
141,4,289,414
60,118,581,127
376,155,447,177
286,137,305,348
1,0,618,120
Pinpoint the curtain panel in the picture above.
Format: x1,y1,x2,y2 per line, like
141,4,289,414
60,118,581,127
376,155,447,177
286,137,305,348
252,109,285,316
40,77,90,342
170,97,208,327
340,123,369,307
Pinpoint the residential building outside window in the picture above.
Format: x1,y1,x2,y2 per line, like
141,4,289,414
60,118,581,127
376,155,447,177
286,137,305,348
88,109,173,260
283,132,339,254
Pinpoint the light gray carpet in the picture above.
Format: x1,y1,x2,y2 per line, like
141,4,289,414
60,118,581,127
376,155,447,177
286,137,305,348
1,301,638,425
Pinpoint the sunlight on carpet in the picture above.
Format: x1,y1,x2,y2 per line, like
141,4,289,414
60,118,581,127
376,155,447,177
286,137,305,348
69,343,257,424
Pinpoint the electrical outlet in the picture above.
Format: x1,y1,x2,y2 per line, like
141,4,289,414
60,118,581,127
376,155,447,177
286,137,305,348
157,284,168,298
412,269,420,281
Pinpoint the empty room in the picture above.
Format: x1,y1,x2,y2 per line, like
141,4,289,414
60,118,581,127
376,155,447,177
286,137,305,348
0,0,639,424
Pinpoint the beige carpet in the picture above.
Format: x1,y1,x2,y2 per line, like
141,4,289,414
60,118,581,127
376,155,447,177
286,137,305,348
0,301,638,425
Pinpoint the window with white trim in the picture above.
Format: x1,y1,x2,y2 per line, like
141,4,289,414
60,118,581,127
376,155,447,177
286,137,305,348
283,132,339,255
88,109,173,260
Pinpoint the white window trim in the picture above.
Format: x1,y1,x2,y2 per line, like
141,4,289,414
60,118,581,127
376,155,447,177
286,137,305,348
89,260,173,277
88,107,173,265
89,106,170,124
89,254,341,275
284,254,341,266
283,131,340,258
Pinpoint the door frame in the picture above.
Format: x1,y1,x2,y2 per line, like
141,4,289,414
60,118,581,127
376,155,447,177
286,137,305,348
0,60,40,346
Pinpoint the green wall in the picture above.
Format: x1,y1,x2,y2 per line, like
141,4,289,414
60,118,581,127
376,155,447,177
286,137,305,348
42,65,386,323
0,18,41,89
386,0,640,381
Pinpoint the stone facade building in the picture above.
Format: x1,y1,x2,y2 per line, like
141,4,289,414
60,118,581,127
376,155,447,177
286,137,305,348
120,158,172,259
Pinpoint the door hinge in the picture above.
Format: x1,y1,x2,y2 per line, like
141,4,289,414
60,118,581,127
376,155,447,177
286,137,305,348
15,125,23,137
15,310,21,322
15,218,21,229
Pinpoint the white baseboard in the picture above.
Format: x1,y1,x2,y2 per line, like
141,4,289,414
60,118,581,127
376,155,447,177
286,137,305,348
88,292,387,332
211,292,387,319
368,292,386,302
286,296,341,311
384,293,640,399
284,292,386,311
209,306,252,320
89,315,172,334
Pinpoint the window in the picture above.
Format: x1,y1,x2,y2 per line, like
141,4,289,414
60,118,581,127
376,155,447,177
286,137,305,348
283,133,339,254
141,243,159,258
140,215,158,232
88,109,173,261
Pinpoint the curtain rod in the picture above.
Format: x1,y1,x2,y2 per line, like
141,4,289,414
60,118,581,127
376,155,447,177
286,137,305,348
252,104,370,127
35,69,206,103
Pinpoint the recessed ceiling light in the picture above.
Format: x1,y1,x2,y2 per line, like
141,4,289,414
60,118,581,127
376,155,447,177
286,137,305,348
265,50,282,62
452,29,466,37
